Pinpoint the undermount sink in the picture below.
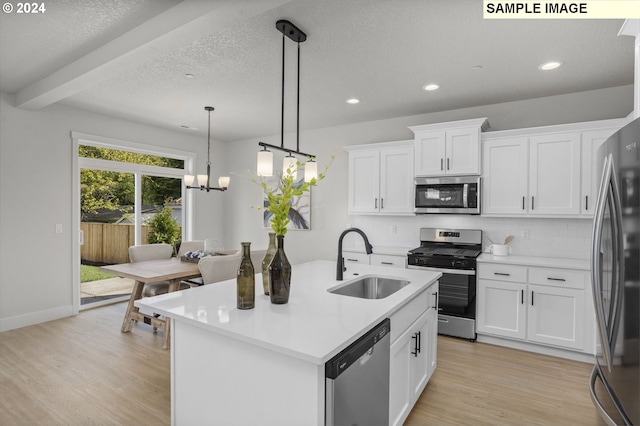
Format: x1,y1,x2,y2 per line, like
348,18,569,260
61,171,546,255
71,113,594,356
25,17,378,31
328,275,410,300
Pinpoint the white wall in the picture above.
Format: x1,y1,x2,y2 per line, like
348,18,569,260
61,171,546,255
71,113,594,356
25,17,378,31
223,85,633,265
0,84,633,331
0,92,230,330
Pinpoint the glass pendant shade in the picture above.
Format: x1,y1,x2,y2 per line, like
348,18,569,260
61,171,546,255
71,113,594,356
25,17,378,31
197,174,208,187
283,154,297,179
218,176,230,188
304,160,317,182
257,149,273,177
184,175,195,186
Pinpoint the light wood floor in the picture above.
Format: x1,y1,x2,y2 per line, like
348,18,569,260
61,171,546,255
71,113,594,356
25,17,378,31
0,302,606,425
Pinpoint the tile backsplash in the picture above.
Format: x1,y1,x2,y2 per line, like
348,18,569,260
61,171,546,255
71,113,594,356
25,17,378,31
349,215,592,260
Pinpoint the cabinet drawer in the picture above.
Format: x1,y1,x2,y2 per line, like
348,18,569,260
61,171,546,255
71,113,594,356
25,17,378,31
478,263,526,283
342,251,370,265
371,254,406,268
389,287,432,344
528,267,586,289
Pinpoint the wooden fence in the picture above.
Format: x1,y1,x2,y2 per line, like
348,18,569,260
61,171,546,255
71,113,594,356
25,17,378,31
81,223,151,264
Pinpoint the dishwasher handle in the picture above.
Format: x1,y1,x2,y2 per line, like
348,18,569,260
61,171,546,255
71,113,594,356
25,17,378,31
325,318,390,379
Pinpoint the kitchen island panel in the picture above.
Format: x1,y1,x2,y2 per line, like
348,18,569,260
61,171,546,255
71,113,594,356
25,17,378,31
173,319,323,426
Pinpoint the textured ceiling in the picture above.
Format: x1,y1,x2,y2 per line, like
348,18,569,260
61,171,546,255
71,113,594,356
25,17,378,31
0,0,634,142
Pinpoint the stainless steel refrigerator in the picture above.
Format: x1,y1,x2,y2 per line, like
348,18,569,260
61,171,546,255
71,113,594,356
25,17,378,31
590,117,640,425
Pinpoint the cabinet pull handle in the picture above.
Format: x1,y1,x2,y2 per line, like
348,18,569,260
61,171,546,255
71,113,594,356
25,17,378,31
531,196,535,210
531,291,534,306
521,289,524,304
585,195,589,211
447,158,450,170
522,196,525,210
411,333,420,357
381,198,384,209
440,158,444,171
547,277,566,282
346,258,359,262
433,291,438,310
417,331,421,354
381,261,393,265
494,272,510,276
374,198,378,209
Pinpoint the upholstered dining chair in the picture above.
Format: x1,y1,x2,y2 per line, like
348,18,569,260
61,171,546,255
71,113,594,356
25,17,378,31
198,249,267,285
128,243,191,297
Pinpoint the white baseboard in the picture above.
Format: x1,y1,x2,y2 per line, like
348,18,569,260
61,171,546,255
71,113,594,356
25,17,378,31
477,333,596,364
0,305,75,332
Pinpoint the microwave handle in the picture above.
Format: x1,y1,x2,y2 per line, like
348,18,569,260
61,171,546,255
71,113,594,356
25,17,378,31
463,183,468,208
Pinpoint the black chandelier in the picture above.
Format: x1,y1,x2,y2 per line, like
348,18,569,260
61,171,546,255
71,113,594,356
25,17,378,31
184,106,230,192
256,19,317,182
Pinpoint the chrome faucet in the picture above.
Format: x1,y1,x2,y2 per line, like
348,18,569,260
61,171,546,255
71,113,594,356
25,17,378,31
336,228,373,280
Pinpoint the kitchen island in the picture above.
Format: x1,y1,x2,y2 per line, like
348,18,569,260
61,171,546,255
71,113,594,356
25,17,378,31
136,260,440,425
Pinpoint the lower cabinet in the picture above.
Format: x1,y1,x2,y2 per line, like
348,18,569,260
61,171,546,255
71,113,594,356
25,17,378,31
389,283,438,426
477,262,590,353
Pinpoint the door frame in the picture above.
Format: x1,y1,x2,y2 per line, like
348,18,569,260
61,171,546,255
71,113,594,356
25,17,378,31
71,131,195,313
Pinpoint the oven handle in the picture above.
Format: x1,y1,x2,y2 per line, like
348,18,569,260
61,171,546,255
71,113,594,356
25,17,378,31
407,264,476,276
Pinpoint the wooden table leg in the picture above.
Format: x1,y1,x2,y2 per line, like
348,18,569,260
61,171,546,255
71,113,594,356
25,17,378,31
161,278,182,350
121,280,145,333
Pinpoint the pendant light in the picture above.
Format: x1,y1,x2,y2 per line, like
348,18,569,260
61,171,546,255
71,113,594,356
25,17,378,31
184,106,230,192
256,19,317,182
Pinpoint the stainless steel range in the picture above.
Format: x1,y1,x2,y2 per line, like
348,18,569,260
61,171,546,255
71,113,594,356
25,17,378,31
408,228,482,341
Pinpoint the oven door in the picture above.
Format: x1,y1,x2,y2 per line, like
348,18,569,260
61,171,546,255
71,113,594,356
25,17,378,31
414,176,480,214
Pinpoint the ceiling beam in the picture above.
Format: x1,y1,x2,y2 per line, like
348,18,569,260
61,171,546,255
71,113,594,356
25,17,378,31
15,0,291,110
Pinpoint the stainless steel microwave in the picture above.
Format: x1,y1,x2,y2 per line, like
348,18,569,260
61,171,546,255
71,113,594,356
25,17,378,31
414,176,480,214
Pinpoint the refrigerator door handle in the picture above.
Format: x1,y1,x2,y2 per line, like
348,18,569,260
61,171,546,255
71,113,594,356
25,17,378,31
608,153,625,356
591,154,615,371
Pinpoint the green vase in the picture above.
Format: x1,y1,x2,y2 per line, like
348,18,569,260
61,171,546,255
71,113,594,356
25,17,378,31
261,233,277,295
236,242,255,310
268,235,291,304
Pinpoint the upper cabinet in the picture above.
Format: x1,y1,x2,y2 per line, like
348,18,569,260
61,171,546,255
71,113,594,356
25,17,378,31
410,118,489,176
482,119,627,218
346,140,414,215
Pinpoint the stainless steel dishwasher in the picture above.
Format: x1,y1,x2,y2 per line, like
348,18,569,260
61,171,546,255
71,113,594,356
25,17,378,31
325,318,390,426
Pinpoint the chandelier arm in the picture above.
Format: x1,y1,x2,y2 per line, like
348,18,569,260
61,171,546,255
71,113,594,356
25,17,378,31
258,141,315,159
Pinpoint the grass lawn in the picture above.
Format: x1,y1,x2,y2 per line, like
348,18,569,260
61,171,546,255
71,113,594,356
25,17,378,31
81,264,116,283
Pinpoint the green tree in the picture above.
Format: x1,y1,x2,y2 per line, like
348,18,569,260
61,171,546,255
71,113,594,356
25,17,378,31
79,146,183,220
147,208,181,248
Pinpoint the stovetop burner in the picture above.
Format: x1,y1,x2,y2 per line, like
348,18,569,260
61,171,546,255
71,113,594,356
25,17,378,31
409,246,482,259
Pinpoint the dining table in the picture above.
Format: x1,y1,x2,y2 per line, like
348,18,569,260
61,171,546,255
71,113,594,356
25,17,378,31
101,258,201,349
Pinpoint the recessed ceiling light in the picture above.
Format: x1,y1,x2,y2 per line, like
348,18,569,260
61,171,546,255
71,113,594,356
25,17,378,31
346,98,360,104
538,61,563,71
179,125,198,130
423,84,440,91
185,73,195,79
471,65,483,70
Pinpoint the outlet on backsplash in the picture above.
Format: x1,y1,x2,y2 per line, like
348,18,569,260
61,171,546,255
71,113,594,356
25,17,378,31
521,230,530,240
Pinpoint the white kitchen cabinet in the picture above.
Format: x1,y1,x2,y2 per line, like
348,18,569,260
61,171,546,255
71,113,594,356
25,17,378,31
527,284,585,350
389,281,439,426
482,119,627,218
477,261,591,353
370,253,406,268
341,250,370,265
346,141,414,215
482,131,581,216
482,137,529,215
477,277,527,340
410,118,489,176
528,132,581,215
580,125,624,216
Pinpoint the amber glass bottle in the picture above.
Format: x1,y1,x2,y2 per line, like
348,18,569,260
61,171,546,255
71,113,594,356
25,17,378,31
237,242,255,310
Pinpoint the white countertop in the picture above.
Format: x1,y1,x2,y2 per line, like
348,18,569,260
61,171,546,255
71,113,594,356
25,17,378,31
477,253,590,270
135,260,440,365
